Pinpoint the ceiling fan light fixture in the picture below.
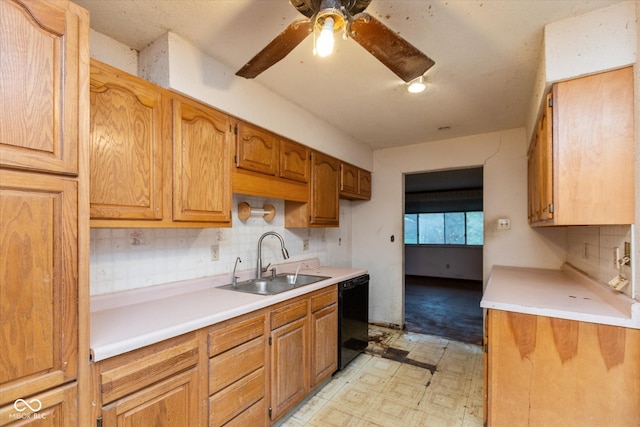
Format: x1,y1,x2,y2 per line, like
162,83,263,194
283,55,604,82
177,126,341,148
407,76,427,93
315,16,335,57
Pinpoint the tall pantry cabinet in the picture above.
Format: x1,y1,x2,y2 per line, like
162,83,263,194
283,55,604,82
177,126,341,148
0,0,89,425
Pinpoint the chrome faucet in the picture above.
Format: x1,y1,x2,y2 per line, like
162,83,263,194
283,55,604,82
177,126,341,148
232,257,242,287
256,232,289,279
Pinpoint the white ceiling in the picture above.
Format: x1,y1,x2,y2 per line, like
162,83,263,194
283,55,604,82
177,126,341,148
74,0,622,151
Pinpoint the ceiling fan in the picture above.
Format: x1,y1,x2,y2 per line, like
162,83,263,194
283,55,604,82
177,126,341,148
236,0,435,83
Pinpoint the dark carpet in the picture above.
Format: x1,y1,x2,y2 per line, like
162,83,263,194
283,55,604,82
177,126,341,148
404,275,483,345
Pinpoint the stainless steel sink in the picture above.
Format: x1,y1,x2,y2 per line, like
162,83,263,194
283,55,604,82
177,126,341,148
217,273,330,295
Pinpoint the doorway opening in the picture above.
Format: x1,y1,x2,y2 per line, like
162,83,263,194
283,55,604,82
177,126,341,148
403,167,484,345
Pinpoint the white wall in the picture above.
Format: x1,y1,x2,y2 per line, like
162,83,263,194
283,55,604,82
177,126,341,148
405,246,483,281
352,128,567,327
138,32,372,172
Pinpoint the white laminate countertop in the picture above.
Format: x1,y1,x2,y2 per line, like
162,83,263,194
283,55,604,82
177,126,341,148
481,264,640,329
90,262,367,361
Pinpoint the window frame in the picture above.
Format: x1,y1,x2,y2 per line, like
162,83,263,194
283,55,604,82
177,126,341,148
404,211,484,246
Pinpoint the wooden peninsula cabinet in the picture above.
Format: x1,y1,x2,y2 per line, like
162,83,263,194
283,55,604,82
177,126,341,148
528,67,634,226
486,309,640,426
0,0,89,424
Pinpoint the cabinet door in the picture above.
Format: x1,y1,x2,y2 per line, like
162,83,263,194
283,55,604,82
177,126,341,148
173,98,232,223
102,369,200,427
270,317,309,421
310,152,340,226
487,310,640,426
552,67,633,225
0,382,77,426
310,303,338,387
0,0,84,175
89,60,167,220
236,121,278,176
358,169,372,199
279,139,309,183
340,163,359,196
0,170,78,406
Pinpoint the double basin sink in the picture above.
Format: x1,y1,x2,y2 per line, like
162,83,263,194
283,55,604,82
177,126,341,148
218,273,330,295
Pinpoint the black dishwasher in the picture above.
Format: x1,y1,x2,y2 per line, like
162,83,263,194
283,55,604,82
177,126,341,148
337,274,369,369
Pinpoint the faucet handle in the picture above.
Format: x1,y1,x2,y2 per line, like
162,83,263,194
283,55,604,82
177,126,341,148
261,262,271,273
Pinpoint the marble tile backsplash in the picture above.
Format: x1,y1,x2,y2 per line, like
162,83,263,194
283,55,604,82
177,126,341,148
90,194,353,295
566,225,634,298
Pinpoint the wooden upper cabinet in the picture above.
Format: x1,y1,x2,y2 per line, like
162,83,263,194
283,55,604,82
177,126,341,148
89,60,168,221
340,163,359,195
236,121,279,176
285,151,340,227
173,96,233,224
309,152,340,226
359,169,372,199
529,67,634,226
279,138,309,183
527,93,553,223
340,162,371,200
0,0,83,175
0,170,78,405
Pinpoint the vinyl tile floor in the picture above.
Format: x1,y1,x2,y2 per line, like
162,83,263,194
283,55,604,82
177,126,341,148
279,325,484,427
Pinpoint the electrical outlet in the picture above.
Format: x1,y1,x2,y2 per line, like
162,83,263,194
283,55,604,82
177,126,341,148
497,218,511,230
303,239,309,251
210,245,219,261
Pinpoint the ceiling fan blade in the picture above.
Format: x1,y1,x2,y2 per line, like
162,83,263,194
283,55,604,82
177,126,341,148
236,18,313,79
349,13,435,82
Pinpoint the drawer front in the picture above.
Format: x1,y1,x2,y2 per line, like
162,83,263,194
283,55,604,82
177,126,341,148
209,337,264,394
100,338,199,404
270,300,308,330
311,285,337,312
209,313,265,357
209,368,265,427
224,398,266,427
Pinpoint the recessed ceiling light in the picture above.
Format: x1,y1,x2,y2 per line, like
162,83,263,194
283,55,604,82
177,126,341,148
407,76,427,93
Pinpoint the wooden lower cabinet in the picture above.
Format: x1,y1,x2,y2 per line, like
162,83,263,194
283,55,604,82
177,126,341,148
270,316,309,421
208,310,268,427
102,369,199,427
486,309,640,426
269,286,338,422
310,287,338,387
0,382,77,426
94,333,203,427
91,288,339,426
